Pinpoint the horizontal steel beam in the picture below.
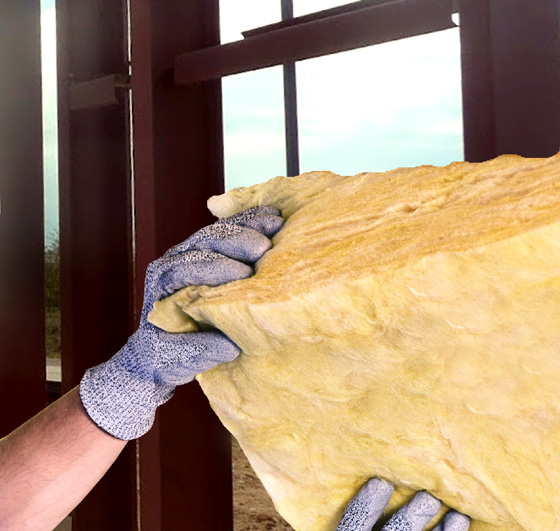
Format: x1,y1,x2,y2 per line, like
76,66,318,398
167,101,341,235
69,73,130,111
244,0,414,38
175,0,455,86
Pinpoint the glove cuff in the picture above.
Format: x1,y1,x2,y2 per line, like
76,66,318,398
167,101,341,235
79,343,175,441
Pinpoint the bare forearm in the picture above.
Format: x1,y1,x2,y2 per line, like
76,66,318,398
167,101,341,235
0,386,127,530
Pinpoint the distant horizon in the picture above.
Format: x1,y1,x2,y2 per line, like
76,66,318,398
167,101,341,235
42,1,463,246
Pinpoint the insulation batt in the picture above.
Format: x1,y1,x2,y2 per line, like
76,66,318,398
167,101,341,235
148,153,560,531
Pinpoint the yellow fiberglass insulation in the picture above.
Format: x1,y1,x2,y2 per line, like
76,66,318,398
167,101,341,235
148,153,560,531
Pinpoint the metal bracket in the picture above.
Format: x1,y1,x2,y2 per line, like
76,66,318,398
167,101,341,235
69,73,131,111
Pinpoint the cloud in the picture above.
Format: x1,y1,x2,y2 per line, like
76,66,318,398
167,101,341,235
225,131,286,155
222,66,288,189
220,0,281,44
294,0,349,17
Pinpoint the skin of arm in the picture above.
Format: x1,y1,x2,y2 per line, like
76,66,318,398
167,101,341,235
0,386,127,531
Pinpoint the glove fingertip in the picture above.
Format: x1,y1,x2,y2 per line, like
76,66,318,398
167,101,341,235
241,214,285,238
336,478,394,531
262,215,285,238
440,511,471,531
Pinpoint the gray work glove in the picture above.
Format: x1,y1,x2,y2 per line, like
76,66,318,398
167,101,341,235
79,206,284,441
337,478,470,531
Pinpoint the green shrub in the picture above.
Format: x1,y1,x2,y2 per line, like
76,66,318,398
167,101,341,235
45,234,60,309
45,233,61,358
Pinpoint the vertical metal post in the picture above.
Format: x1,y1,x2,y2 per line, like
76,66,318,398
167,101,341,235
460,0,560,161
57,0,136,528
129,0,233,529
282,0,300,176
0,1,46,436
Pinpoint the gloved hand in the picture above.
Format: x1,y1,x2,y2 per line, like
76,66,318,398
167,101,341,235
337,478,470,531
79,206,284,441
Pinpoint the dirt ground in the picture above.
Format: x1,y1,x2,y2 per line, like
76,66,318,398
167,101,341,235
232,437,294,531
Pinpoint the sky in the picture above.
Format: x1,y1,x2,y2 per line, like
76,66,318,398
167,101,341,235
220,0,463,190
41,0,58,244
42,0,463,243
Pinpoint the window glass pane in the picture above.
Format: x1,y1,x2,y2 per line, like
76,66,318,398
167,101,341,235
222,67,286,191
220,1,280,44
296,28,464,174
294,0,350,17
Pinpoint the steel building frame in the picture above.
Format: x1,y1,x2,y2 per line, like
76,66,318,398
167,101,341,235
1,0,559,529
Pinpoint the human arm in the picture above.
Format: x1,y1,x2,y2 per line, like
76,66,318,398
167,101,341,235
0,386,127,530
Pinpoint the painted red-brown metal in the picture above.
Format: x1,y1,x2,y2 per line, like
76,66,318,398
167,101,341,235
129,0,234,528
282,0,300,177
69,74,131,111
458,0,496,163
175,0,455,86
56,0,136,528
0,1,46,437
127,1,161,527
460,0,560,161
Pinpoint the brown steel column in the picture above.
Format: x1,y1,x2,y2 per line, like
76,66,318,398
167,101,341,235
460,0,560,162
129,1,232,529
57,0,136,529
0,2,46,436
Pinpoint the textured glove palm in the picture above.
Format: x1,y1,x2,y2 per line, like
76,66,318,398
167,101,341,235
79,206,284,441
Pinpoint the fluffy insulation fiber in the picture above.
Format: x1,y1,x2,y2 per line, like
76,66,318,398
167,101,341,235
148,153,560,531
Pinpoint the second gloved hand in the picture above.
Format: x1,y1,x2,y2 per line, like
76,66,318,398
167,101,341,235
79,206,284,441
337,478,470,531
